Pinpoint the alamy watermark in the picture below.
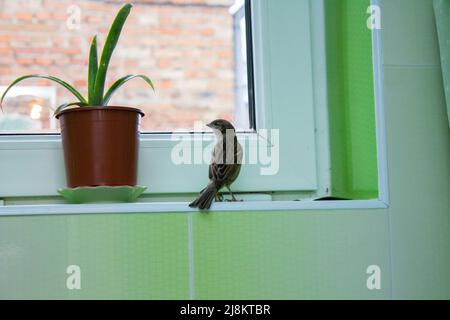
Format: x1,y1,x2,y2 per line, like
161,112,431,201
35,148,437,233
170,122,280,176
367,5,382,30
66,5,82,31
366,265,381,290
66,265,81,290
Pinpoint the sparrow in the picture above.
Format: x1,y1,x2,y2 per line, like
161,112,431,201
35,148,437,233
189,119,243,210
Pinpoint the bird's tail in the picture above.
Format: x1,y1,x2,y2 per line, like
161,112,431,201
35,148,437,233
189,182,218,210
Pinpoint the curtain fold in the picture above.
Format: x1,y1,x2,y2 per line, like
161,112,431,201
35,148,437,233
433,0,450,127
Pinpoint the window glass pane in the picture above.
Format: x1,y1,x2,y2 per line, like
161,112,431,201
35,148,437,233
0,0,252,133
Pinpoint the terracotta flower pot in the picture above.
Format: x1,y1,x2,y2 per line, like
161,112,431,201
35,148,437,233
56,106,145,188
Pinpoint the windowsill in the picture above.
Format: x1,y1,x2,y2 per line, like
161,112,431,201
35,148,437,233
0,199,389,217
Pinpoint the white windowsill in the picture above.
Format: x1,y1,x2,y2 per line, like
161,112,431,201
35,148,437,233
0,199,389,217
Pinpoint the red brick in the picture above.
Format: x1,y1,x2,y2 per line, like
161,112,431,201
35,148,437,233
157,58,171,68
0,35,11,42
74,79,87,87
16,12,33,21
201,28,215,36
0,48,13,54
0,67,11,76
36,12,51,20
160,80,173,89
35,58,53,66
17,58,34,65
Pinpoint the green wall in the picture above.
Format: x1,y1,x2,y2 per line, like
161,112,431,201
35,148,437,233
326,0,379,199
0,0,449,299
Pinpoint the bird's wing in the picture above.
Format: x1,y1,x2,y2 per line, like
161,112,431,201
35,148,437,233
208,148,215,180
209,141,243,186
210,163,234,185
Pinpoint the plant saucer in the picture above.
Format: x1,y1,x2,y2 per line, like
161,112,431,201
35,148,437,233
58,185,147,204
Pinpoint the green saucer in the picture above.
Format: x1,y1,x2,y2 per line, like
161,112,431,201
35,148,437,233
58,185,147,204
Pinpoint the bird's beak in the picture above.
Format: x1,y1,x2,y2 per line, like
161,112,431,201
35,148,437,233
206,123,212,128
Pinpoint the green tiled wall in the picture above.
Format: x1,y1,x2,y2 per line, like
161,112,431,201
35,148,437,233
0,214,189,299
192,211,390,300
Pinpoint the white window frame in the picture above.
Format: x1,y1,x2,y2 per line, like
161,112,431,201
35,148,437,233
0,0,389,215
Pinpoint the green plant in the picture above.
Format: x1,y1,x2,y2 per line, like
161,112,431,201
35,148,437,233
0,3,154,115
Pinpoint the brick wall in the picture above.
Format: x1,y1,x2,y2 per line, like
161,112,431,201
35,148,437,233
0,0,237,131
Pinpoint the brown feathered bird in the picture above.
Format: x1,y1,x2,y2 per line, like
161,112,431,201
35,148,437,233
189,119,243,210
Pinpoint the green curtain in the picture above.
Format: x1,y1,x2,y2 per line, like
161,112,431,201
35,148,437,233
433,0,450,127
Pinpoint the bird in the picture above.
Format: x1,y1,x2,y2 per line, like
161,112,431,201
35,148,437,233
189,119,243,210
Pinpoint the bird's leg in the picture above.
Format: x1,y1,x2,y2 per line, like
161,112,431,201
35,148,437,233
215,193,224,202
225,186,242,202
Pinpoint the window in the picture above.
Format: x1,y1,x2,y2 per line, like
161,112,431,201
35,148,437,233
231,0,254,130
0,0,254,132
0,0,388,210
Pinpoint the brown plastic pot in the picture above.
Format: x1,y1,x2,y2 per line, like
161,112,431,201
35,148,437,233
56,106,145,188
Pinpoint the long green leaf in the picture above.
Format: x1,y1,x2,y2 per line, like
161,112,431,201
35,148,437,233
103,74,155,105
88,35,98,105
0,75,87,110
53,102,88,117
91,3,133,105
